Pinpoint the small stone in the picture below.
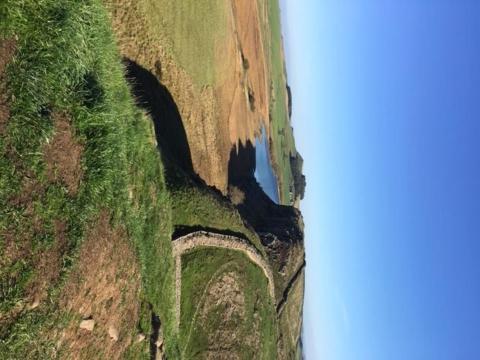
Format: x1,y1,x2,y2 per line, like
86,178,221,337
155,338,163,349
79,319,95,331
28,299,40,310
108,326,119,341
136,333,146,343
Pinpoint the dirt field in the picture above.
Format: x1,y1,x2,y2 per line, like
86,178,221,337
218,0,270,145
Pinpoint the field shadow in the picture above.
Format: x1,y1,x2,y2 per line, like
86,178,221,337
123,58,193,172
227,140,256,184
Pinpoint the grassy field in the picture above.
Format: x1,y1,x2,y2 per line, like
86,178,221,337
259,0,298,204
141,0,228,87
179,247,276,360
278,271,305,359
0,0,177,357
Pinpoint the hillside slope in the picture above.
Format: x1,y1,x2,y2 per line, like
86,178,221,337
1,0,305,359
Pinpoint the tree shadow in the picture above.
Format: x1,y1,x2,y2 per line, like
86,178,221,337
227,140,256,184
149,310,161,360
123,58,193,173
227,141,303,245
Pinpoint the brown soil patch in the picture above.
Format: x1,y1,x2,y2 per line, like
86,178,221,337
58,211,141,360
0,228,30,271
0,38,16,135
2,177,45,296
2,178,40,278
218,0,269,145
0,38,16,74
1,217,69,327
24,220,69,304
43,111,83,195
0,212,66,333
8,177,44,208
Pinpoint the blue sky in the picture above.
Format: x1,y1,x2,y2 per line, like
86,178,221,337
280,1,480,359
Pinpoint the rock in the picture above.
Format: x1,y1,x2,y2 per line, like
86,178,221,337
136,333,146,343
79,319,95,331
108,326,119,341
155,338,163,349
78,305,91,319
27,299,40,310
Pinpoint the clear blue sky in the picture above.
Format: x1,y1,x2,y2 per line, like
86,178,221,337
280,1,480,359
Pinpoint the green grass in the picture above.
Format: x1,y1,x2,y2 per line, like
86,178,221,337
1,0,284,358
0,0,177,357
260,0,298,204
278,271,304,360
141,0,228,87
179,247,277,360
167,172,266,256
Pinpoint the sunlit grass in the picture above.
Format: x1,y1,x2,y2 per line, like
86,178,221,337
141,0,227,87
1,0,177,356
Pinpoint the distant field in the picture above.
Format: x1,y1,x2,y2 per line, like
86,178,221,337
0,0,268,357
259,0,298,204
141,0,228,87
108,0,298,204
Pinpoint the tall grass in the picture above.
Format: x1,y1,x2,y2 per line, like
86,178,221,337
1,0,178,357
